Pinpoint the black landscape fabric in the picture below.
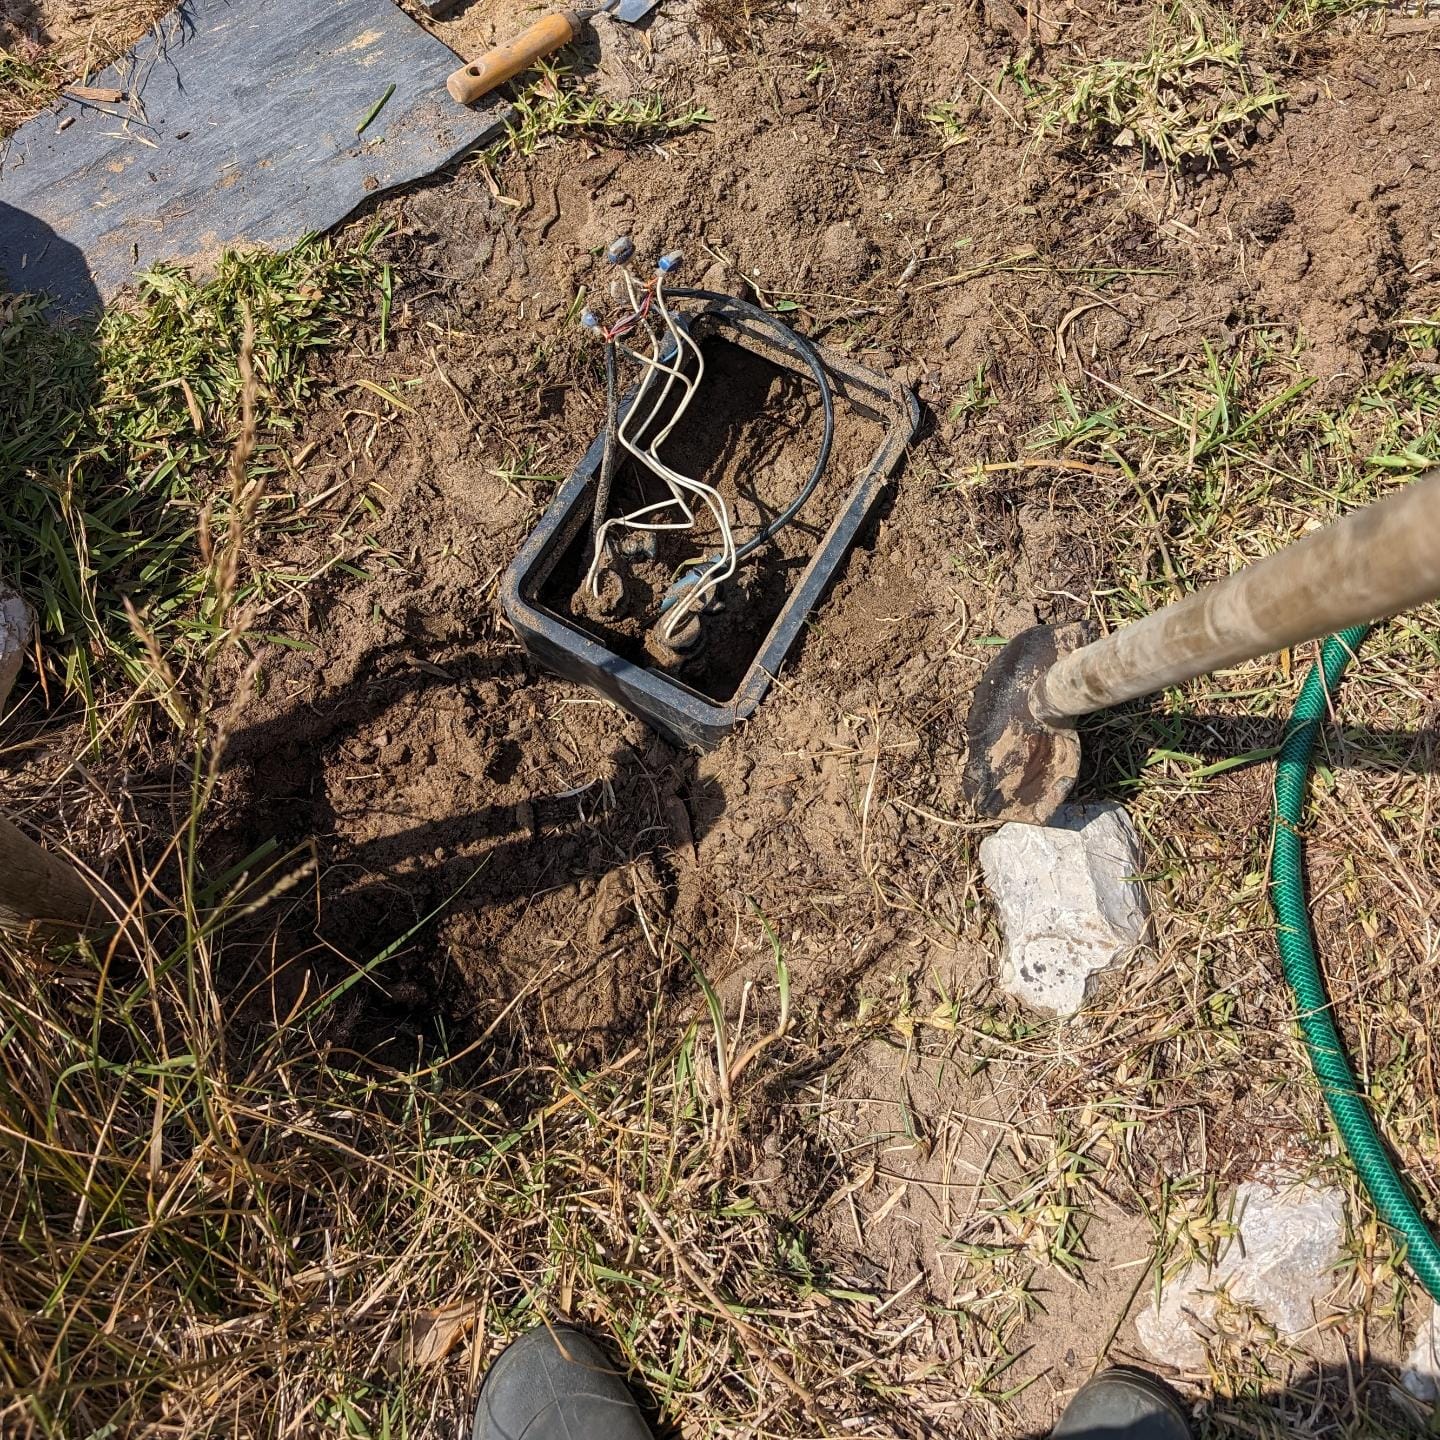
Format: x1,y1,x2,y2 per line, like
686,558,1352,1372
0,0,509,310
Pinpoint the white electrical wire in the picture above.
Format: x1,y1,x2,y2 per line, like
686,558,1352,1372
585,348,696,596
620,283,736,636
584,309,699,594
652,272,738,637
584,264,742,641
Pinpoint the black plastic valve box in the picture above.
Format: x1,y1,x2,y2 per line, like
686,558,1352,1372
500,306,920,749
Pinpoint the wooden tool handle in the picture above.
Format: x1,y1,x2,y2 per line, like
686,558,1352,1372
0,817,97,937
1032,464,1440,723
446,11,582,105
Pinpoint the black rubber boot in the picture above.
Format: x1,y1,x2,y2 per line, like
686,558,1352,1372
1051,1368,1191,1439
471,1324,652,1440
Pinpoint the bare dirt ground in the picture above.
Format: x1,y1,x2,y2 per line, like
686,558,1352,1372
203,1,1440,1426
6,0,1440,1434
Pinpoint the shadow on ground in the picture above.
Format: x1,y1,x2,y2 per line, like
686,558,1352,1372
0,200,104,313
1080,703,1440,794
212,635,723,1060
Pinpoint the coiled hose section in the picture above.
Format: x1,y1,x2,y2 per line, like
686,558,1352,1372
1272,624,1440,1300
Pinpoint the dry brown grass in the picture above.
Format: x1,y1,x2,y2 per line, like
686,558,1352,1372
0,850,993,1436
0,1,173,139
695,0,792,51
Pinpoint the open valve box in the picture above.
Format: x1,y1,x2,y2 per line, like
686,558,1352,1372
501,302,920,749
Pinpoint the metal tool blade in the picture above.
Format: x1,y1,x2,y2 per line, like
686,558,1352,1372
611,0,661,22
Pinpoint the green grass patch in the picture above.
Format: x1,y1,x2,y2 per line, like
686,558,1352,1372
486,60,713,162
1031,7,1285,168
1030,330,1440,613
0,238,378,718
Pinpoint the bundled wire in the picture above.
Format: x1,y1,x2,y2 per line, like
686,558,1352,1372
581,244,836,642
585,264,736,635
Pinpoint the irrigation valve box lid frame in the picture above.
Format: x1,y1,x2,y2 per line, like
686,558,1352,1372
501,308,920,749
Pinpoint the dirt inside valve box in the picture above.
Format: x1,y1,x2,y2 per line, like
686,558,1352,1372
540,333,887,702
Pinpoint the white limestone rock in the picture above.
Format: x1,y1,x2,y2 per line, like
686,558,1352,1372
0,584,33,714
1135,1174,1346,1369
1403,1301,1440,1401
979,802,1149,1016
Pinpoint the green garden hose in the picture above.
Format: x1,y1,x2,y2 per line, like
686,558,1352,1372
1271,625,1440,1301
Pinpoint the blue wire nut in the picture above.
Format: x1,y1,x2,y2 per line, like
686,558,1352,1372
605,235,635,266
580,309,602,330
657,251,683,275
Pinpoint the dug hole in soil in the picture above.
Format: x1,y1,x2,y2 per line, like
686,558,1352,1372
32,0,1440,1429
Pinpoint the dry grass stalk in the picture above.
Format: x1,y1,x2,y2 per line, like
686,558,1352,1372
211,313,261,637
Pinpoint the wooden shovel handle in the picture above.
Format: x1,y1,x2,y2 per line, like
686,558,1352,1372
0,817,97,937
446,11,582,105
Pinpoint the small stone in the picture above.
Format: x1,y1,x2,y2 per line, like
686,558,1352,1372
698,259,739,297
1403,1302,1440,1401
1135,1174,1345,1368
979,802,1149,1016
0,582,34,714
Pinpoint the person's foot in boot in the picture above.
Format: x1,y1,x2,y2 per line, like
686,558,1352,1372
471,1324,652,1440
1051,1367,1191,1439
